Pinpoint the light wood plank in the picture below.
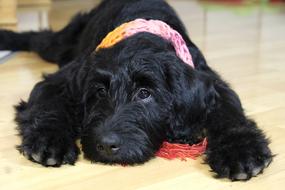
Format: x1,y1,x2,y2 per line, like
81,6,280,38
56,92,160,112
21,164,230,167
0,0,17,28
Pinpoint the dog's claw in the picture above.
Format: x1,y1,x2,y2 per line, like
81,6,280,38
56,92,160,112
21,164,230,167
46,158,57,166
233,173,248,181
31,153,41,163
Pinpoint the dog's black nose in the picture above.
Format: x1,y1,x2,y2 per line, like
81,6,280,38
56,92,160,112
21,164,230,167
96,136,120,155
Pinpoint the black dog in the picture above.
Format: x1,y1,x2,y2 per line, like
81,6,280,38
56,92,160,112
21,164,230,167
0,0,272,181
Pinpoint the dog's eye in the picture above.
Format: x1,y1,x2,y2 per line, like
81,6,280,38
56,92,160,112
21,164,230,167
97,87,107,98
137,88,151,100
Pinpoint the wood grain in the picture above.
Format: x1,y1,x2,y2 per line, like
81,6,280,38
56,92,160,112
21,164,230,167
0,0,17,29
0,0,284,189
18,0,51,6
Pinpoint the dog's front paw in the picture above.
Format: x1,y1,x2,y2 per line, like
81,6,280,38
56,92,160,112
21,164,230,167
206,132,272,181
18,130,79,167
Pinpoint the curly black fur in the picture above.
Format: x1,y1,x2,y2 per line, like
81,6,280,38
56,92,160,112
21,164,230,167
1,0,272,181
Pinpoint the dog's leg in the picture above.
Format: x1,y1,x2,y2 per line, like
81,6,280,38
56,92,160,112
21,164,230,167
0,13,91,67
15,73,81,167
205,82,273,181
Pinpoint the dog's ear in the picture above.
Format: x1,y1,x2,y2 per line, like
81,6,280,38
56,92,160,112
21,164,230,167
165,63,219,144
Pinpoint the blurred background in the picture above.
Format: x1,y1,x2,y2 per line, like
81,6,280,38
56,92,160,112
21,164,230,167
0,0,285,62
1,1,285,189
1,0,285,31
1,1,285,31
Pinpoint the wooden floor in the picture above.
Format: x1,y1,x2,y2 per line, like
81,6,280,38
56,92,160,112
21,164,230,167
0,0,285,189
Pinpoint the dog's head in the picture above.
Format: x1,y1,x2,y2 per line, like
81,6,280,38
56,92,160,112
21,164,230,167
79,33,218,165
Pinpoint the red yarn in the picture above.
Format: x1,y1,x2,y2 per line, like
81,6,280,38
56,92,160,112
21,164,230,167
155,138,207,161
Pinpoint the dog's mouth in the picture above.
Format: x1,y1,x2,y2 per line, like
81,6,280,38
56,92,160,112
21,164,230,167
94,146,156,165
81,132,159,165
84,144,157,165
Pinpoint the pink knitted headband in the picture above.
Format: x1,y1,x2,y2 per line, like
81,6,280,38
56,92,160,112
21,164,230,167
96,19,195,68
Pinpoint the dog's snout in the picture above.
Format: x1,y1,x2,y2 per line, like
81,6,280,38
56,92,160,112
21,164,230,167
96,135,120,155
